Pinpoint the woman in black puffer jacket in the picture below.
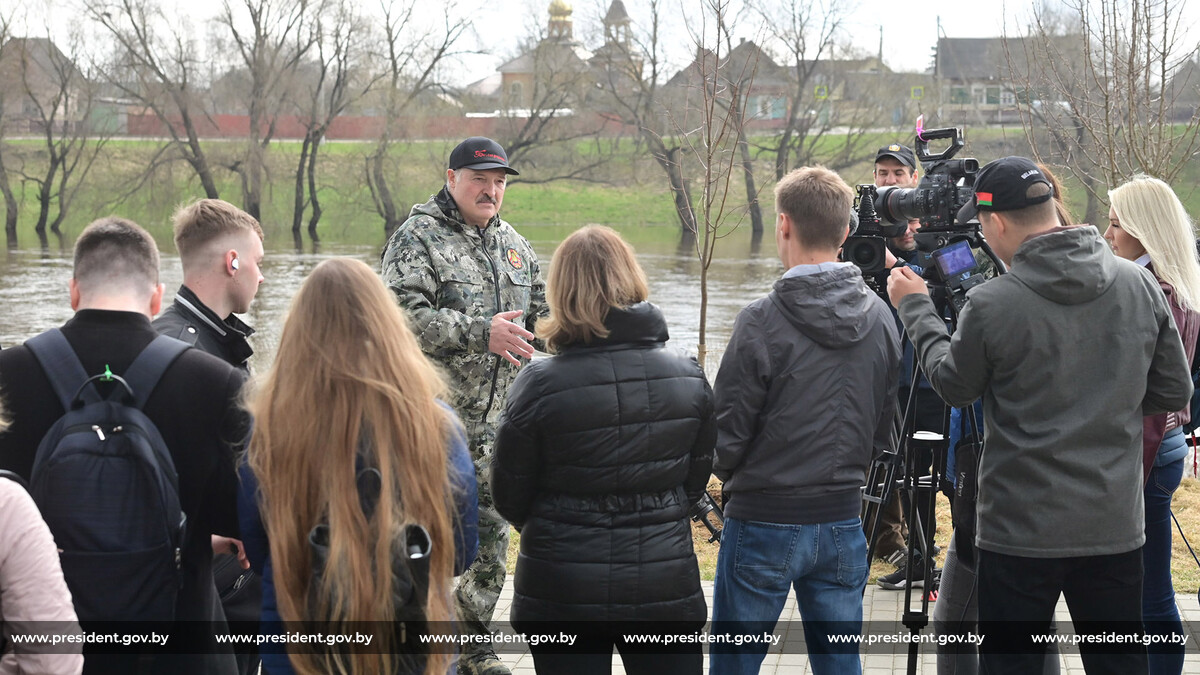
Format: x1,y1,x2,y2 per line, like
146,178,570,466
492,225,715,674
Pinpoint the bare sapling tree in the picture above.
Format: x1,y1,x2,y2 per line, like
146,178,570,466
289,0,374,246
11,29,108,246
365,0,467,236
87,0,222,200
1010,0,1200,224
674,0,760,367
218,0,316,221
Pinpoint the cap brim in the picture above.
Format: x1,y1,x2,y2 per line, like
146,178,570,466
957,199,979,225
459,161,519,176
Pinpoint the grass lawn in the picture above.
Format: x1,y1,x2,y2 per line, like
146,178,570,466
505,475,1200,593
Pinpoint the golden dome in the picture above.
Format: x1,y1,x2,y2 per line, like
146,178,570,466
549,0,572,18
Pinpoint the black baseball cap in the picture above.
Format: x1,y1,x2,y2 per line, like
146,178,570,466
956,156,1053,224
875,144,917,170
448,137,519,176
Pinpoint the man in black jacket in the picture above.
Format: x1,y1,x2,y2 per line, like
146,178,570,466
153,199,263,675
0,217,248,674
710,166,900,674
154,199,264,373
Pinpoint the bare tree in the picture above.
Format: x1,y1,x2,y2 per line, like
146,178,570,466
673,0,759,366
593,0,698,235
289,0,373,246
1011,0,1200,223
9,32,107,246
87,0,223,200
491,27,617,186
751,0,847,179
365,0,467,236
217,0,316,221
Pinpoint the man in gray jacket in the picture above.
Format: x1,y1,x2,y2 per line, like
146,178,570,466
888,156,1193,675
711,166,900,674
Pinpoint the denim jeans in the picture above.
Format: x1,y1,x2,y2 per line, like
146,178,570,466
710,516,867,675
1144,429,1186,675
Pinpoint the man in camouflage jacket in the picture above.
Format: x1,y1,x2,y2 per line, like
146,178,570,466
381,137,545,675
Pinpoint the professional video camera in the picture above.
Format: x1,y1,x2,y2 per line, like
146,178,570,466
874,126,978,233
843,184,908,275
874,126,999,313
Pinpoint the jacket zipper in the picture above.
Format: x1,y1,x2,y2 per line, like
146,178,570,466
478,226,503,426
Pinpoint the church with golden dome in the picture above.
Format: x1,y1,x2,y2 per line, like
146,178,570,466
466,0,638,114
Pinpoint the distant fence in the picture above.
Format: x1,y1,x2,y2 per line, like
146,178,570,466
123,112,642,141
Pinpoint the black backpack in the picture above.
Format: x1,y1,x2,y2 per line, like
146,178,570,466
25,329,190,623
306,466,432,670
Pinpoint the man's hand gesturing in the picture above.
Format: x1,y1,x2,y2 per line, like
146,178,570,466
490,309,535,366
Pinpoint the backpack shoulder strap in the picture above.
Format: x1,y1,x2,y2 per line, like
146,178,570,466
121,336,191,410
24,328,100,409
0,470,29,493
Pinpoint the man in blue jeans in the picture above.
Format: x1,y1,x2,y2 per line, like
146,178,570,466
711,166,901,674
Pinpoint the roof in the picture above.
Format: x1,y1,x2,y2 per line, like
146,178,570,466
604,0,630,25
935,37,1034,81
0,37,83,87
498,41,592,74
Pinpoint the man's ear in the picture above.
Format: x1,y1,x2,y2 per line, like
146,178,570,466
777,212,792,240
69,278,81,311
149,283,164,317
445,168,456,188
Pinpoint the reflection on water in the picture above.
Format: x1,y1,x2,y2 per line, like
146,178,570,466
0,226,783,376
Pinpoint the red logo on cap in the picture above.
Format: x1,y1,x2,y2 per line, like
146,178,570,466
473,150,504,162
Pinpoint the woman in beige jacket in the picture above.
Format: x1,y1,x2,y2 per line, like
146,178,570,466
0,407,82,675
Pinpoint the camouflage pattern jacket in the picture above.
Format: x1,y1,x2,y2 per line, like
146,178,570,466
381,188,546,434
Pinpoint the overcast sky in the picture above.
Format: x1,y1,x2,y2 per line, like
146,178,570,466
14,0,1200,86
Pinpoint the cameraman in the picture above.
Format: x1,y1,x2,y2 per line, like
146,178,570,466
887,156,1192,675
867,143,944,592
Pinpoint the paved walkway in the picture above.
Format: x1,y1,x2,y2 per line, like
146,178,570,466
493,580,1200,674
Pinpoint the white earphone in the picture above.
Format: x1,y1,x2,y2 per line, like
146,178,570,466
231,258,240,271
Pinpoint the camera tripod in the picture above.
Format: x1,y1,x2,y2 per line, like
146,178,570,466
862,271,987,675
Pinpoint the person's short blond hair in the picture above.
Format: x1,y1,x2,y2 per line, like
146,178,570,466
536,225,649,352
172,199,263,262
775,166,854,250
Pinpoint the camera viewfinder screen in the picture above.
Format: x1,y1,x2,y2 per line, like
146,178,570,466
932,241,978,278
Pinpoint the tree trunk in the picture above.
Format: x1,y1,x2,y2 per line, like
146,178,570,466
0,147,17,248
775,126,794,181
178,105,220,199
292,135,312,237
306,137,322,243
738,127,762,235
369,150,401,237
660,146,697,235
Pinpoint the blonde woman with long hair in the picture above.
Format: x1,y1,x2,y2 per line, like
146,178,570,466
1105,175,1200,675
237,258,478,675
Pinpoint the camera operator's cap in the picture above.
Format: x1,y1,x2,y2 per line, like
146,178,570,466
875,144,917,170
956,156,1053,224
448,137,519,176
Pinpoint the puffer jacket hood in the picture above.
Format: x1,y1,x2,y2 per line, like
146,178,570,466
771,264,884,349
1010,226,1117,306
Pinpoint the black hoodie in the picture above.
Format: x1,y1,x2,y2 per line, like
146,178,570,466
713,263,901,524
